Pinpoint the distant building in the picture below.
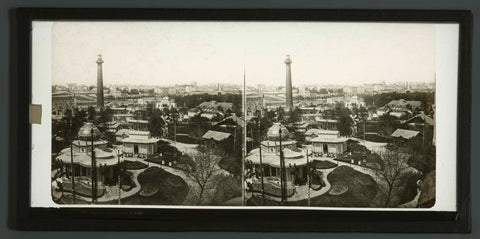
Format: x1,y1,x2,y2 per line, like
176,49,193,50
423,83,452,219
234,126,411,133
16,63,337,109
121,130,160,157
402,112,434,132
52,92,74,116
378,99,423,118
175,84,195,95
155,96,177,110
344,95,366,109
387,99,422,111
198,100,233,113
75,94,97,110
112,113,133,123
246,93,265,117
314,118,338,131
200,111,222,120
127,119,149,131
307,130,348,157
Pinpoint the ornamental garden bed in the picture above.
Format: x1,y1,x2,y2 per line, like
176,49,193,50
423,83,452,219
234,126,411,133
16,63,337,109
121,167,189,205
174,134,200,144
121,160,148,170
363,133,389,143
336,141,384,170
310,160,338,170
281,166,378,207
249,177,295,197
210,175,242,205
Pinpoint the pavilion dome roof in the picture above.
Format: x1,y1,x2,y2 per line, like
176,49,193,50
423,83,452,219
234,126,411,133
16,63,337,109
78,122,101,140
266,123,290,141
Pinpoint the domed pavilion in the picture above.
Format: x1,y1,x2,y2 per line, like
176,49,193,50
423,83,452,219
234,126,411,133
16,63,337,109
246,123,310,186
56,122,119,197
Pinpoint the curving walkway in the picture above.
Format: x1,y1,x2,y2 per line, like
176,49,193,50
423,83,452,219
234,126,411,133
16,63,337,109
63,167,146,203
246,166,337,203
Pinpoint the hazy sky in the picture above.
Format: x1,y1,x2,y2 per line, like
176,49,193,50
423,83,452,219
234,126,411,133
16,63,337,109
51,21,435,87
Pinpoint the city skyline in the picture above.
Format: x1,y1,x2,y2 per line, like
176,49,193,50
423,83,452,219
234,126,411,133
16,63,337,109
52,21,435,86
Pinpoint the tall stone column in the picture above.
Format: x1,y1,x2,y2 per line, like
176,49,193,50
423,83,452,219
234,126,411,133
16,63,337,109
96,54,104,109
284,55,293,111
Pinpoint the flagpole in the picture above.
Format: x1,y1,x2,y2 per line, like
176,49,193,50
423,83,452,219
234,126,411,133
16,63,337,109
241,52,246,206
91,127,97,203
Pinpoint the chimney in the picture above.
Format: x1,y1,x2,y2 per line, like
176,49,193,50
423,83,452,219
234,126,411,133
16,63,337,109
96,54,104,109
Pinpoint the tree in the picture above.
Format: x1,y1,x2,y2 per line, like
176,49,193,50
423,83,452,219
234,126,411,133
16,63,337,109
210,174,242,205
379,114,400,136
129,89,139,95
187,149,222,205
146,102,156,118
189,114,210,139
375,149,411,207
358,106,369,121
98,107,113,124
337,108,353,137
288,107,302,123
87,106,96,121
357,106,369,136
265,110,276,122
277,107,286,122
72,108,87,132
319,88,328,95
148,109,165,138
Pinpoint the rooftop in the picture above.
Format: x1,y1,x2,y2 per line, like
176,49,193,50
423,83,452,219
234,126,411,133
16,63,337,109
202,130,232,141
266,123,290,141
391,128,420,139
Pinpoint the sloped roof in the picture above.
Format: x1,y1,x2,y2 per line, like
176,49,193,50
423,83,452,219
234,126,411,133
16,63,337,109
198,101,233,110
216,115,244,127
403,113,434,126
386,99,422,110
115,129,130,137
391,129,420,139
305,128,339,136
202,130,231,141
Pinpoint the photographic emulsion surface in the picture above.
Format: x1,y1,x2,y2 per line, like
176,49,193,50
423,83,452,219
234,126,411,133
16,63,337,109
9,8,471,232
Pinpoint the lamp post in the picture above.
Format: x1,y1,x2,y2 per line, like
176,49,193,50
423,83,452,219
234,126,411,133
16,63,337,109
233,124,237,150
69,119,76,204
301,146,312,206
116,148,122,205
173,114,177,148
257,119,265,206
90,127,97,204
279,127,286,204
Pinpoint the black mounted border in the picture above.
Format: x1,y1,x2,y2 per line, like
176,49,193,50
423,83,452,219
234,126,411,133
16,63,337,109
8,8,472,232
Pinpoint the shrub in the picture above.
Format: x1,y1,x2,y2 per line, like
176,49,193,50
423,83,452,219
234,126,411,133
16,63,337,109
121,160,148,170
135,167,189,205
310,160,337,170
174,135,200,144
210,175,242,205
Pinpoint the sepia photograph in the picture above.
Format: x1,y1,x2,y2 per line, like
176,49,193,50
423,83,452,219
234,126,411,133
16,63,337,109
49,22,244,206
28,19,459,211
243,23,437,208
